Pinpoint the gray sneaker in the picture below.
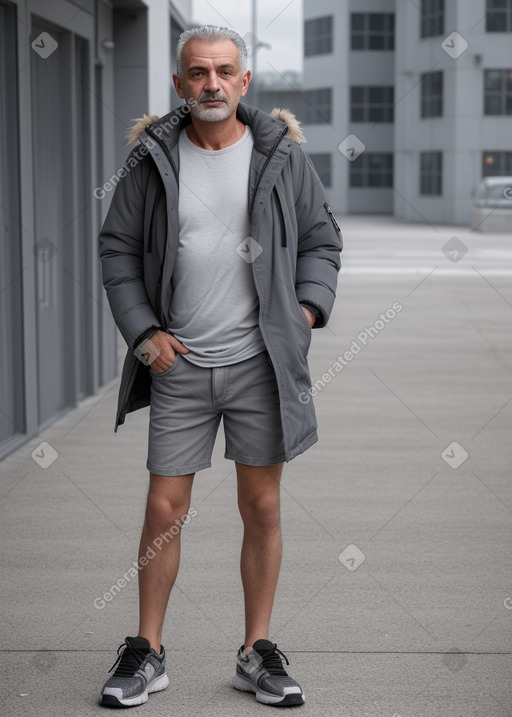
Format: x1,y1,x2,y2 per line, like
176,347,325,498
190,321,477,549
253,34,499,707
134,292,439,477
99,636,168,707
234,639,305,706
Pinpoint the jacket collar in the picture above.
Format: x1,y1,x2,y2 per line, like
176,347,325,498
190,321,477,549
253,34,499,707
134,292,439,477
127,103,305,156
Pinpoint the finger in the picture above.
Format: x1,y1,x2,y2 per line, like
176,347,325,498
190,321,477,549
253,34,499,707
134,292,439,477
167,336,190,354
152,351,176,372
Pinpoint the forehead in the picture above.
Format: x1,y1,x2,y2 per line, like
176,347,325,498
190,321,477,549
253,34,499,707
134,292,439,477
181,39,240,69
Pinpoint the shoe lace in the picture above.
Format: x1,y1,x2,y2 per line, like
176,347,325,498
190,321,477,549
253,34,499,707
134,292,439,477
108,641,149,677
259,644,290,676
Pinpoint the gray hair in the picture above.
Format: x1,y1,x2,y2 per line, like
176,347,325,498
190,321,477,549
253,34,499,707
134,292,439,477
176,25,247,76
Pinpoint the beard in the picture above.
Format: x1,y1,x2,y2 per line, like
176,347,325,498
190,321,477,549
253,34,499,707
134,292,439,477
189,93,234,122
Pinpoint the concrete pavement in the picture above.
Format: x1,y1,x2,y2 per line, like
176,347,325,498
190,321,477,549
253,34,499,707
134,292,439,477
1,215,511,716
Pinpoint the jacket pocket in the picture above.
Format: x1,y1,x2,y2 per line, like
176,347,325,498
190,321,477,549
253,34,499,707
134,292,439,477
273,186,287,247
295,299,313,338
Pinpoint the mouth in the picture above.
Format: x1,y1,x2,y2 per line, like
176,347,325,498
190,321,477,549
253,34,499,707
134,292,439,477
201,99,225,106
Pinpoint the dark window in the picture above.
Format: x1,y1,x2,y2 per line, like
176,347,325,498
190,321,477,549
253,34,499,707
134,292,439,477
304,16,333,56
351,13,395,50
307,153,332,187
420,0,444,38
303,88,332,124
484,69,512,115
420,152,443,195
486,0,512,31
421,71,443,117
482,151,512,176
350,86,394,123
350,153,393,188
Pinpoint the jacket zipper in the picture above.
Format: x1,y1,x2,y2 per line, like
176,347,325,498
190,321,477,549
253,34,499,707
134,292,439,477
250,125,289,216
324,202,341,233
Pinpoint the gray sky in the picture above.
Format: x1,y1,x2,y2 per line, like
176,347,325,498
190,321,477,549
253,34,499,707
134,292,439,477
191,0,303,76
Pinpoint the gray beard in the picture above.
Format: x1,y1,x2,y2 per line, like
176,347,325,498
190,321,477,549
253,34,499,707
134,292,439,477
190,102,233,122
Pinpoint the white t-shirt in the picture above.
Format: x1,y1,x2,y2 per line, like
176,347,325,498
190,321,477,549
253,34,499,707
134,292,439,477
168,125,265,367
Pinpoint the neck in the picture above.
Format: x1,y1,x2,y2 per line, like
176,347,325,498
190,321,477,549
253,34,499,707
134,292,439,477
186,113,245,150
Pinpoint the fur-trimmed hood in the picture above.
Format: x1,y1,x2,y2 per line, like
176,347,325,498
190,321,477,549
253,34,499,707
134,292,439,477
126,106,306,146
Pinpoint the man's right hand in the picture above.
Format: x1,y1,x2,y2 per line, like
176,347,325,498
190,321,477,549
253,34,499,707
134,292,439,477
140,330,189,373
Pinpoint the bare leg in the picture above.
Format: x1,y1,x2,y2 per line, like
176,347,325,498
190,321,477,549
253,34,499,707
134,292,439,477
236,462,284,650
137,472,194,651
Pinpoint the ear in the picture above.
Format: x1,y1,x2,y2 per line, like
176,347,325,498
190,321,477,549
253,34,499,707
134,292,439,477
241,69,251,98
173,73,185,99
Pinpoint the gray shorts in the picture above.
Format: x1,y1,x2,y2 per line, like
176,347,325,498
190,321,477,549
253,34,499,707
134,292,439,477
147,350,285,476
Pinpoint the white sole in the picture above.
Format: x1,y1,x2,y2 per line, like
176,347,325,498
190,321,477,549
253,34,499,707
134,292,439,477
233,672,305,706
101,673,169,707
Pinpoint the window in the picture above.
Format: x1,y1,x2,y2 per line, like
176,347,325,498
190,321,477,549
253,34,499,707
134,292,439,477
350,153,393,188
307,153,332,187
486,0,512,32
351,13,395,51
482,151,512,176
421,71,443,117
420,0,444,38
420,152,443,195
484,69,512,115
303,88,332,124
304,16,333,56
351,86,394,123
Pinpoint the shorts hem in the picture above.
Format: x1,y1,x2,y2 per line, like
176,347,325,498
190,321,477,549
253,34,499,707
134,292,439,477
146,461,211,476
224,450,286,466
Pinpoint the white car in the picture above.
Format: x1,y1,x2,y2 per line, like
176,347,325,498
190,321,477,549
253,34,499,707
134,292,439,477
471,176,512,232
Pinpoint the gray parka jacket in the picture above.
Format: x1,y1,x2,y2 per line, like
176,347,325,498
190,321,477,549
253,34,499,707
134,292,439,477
99,103,342,461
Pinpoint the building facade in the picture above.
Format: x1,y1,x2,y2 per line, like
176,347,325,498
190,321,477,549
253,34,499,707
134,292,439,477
252,70,304,119
0,0,191,460
302,0,512,223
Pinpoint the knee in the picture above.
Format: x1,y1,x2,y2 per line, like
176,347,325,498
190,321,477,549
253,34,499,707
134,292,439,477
144,491,190,533
239,492,280,531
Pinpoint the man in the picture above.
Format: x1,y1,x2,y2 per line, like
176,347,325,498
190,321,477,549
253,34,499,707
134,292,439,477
98,25,341,709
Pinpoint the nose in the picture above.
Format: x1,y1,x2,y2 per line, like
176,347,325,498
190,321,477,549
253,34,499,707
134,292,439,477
204,70,221,93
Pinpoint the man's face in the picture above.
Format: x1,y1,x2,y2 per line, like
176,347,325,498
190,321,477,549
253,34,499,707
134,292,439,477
173,39,250,122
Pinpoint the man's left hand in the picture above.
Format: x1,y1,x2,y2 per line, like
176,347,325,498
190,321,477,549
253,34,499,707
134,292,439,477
301,305,315,328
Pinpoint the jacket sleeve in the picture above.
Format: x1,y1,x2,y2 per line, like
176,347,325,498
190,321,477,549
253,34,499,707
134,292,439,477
293,150,342,328
98,151,161,350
